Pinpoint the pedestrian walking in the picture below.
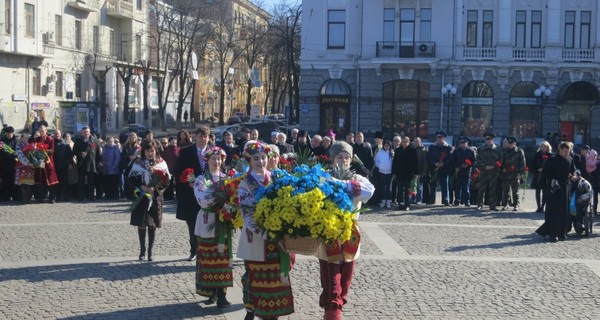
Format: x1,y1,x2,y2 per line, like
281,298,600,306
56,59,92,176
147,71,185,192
183,110,189,127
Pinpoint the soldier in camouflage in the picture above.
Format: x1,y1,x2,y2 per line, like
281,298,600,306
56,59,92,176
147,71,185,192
499,136,527,211
475,132,501,211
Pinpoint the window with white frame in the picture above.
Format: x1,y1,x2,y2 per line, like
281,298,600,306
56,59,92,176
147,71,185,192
24,3,34,37
580,11,591,49
420,8,432,42
515,10,526,48
328,10,345,48
56,71,63,97
466,10,477,47
531,11,542,48
75,20,82,50
55,15,62,46
564,11,575,48
482,10,493,47
32,69,41,95
400,9,415,43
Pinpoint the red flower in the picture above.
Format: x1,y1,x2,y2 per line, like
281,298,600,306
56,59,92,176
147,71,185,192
495,160,502,168
89,142,95,151
179,168,195,183
508,165,515,172
542,154,549,161
524,166,529,172
465,159,472,167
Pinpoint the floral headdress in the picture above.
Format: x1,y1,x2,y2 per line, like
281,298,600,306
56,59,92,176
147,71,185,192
243,140,271,159
204,146,227,161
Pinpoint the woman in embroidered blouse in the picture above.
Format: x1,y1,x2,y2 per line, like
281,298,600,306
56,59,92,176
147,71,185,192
128,140,171,262
318,141,375,320
237,141,294,320
193,146,232,308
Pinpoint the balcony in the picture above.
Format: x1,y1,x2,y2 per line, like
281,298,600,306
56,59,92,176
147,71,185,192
106,0,133,19
562,48,595,62
513,48,545,61
376,41,436,58
66,0,99,13
462,47,496,60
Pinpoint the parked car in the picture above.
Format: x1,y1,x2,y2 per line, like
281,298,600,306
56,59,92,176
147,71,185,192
119,124,147,144
226,116,243,125
265,113,286,121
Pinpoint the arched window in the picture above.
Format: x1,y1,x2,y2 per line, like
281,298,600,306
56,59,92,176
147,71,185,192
461,81,493,137
382,80,430,138
510,81,539,138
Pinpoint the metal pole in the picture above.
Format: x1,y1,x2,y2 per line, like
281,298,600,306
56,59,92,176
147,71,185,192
440,73,445,131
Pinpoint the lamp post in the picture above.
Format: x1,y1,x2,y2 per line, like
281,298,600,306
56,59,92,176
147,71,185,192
534,85,551,137
441,83,457,133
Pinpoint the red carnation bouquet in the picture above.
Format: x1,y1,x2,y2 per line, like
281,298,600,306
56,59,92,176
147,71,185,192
542,154,549,161
21,142,49,168
495,160,502,168
179,168,195,184
464,159,472,167
130,167,170,214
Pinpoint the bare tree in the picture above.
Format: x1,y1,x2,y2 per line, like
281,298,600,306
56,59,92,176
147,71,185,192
115,64,134,124
135,60,152,127
85,54,112,137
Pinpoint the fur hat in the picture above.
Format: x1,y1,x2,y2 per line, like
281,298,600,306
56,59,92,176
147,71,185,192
329,141,353,159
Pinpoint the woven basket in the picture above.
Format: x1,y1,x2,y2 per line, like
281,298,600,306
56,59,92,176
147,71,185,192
281,235,322,255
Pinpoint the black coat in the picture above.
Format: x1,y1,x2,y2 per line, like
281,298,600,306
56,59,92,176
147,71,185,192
354,143,374,170
217,141,241,167
536,154,576,239
392,146,418,180
53,139,73,170
174,144,205,221
72,137,101,173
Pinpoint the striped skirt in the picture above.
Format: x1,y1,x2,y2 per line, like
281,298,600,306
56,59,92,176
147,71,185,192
195,236,233,298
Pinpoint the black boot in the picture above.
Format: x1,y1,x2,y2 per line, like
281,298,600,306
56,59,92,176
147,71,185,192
138,229,146,261
216,288,231,308
244,311,255,320
147,228,156,261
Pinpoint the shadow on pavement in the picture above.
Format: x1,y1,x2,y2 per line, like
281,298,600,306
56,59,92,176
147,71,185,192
2,260,195,283
57,302,227,320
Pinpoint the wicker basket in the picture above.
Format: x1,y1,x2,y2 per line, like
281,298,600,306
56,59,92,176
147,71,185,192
281,235,322,255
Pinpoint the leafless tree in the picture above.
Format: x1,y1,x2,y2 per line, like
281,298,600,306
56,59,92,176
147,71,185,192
85,54,112,137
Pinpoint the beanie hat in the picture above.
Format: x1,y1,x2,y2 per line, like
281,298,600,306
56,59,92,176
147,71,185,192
329,141,353,159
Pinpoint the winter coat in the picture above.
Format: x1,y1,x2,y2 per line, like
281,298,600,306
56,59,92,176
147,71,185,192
392,146,418,180
374,149,393,174
102,144,121,175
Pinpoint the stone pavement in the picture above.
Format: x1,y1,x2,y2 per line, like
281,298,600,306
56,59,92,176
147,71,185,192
1,189,600,319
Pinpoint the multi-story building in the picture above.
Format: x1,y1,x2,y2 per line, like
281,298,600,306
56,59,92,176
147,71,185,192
300,0,600,147
0,0,148,134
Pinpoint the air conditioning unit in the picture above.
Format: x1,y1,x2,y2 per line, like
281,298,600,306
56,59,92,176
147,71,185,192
42,32,55,44
417,43,434,57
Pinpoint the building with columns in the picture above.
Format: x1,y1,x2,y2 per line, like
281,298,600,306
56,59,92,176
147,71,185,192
300,0,600,147
0,0,149,135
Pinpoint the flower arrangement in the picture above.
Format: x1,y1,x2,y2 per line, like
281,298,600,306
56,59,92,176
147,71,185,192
21,142,49,168
215,172,245,230
179,168,195,184
130,168,170,214
0,141,15,155
408,176,418,199
253,165,356,244
315,154,332,166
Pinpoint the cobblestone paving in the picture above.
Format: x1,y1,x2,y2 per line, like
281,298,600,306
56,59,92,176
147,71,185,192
1,188,600,319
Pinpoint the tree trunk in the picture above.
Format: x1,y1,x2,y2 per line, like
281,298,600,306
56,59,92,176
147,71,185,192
246,78,253,115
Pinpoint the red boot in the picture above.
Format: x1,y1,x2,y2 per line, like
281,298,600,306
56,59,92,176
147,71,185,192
324,309,341,320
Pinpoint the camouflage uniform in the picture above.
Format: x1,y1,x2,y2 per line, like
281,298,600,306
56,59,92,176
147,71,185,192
500,146,526,208
476,143,500,209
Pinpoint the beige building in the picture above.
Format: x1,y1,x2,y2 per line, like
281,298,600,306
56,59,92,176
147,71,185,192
0,0,148,134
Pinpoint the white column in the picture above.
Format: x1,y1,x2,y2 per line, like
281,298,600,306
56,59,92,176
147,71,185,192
455,0,463,45
547,0,561,45
497,0,511,45
596,1,600,46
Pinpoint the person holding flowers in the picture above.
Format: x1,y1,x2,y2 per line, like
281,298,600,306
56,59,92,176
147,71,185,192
499,137,526,211
33,125,59,203
14,133,35,204
128,140,171,261
193,146,233,308
451,136,477,207
531,141,552,213
475,132,501,211
237,141,293,320
317,141,374,320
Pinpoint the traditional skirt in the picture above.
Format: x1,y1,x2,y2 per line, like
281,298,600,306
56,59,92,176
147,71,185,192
15,166,35,186
195,236,233,297
244,241,295,318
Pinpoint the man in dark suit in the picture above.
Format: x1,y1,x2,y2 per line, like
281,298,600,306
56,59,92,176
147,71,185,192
73,126,100,202
217,130,240,171
174,126,210,261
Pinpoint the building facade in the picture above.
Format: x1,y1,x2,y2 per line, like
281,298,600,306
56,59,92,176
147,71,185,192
300,0,600,147
0,0,149,134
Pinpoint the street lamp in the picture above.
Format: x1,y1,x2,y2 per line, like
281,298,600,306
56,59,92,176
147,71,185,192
534,85,551,136
441,83,457,133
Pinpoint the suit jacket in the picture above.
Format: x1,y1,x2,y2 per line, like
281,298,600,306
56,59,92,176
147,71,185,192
174,144,206,221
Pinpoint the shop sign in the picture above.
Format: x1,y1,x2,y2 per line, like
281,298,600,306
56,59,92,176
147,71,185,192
31,102,51,110
320,96,350,105
461,97,493,105
510,97,538,105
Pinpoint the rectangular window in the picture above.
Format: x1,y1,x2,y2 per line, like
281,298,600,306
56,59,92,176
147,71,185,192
467,10,478,47
383,8,395,43
110,30,116,56
75,20,82,50
580,11,591,49
531,11,542,48
32,68,40,95
135,34,142,61
515,10,526,47
420,8,432,42
5,0,11,34
75,73,82,99
565,11,575,48
93,26,99,53
136,0,142,11
55,71,63,97
482,10,493,47
327,10,345,48
55,15,62,46
24,3,34,37
400,9,415,42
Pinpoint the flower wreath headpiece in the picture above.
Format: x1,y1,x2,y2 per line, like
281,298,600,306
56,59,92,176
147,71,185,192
204,146,227,161
243,140,271,159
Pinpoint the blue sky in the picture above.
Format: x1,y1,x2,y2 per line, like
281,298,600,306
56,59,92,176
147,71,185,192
252,0,300,13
